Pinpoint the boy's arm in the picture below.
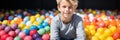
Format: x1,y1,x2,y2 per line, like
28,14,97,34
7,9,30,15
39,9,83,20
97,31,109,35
50,19,60,40
76,20,86,40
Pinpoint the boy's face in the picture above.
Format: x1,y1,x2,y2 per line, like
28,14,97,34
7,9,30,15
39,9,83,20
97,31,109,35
58,0,75,19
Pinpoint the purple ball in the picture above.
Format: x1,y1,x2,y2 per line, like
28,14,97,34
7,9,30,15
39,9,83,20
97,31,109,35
33,33,40,39
4,26,11,32
35,37,42,40
11,23,18,30
15,29,21,35
2,24,7,29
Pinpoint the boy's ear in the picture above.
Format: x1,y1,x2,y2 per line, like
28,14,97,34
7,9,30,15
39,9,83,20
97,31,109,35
57,5,61,11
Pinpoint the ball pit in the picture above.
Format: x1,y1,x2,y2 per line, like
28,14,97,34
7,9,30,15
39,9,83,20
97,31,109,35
0,9,119,40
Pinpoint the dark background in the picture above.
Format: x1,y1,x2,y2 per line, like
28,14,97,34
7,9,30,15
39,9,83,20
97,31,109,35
0,0,119,10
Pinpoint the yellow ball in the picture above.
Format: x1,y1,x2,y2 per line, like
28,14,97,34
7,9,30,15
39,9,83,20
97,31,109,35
104,29,112,36
41,15,45,20
30,16,36,23
19,23,25,30
35,13,40,18
33,21,39,26
10,20,16,24
84,28,90,35
97,28,105,34
88,25,95,30
2,20,8,24
106,36,114,40
98,35,106,40
91,36,99,40
109,26,117,33
90,29,96,36
24,26,30,30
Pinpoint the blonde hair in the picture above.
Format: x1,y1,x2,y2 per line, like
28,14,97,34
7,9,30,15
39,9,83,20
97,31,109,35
56,0,78,8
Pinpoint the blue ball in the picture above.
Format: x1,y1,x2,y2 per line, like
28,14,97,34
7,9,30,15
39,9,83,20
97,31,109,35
30,25,38,30
23,29,30,35
38,24,44,29
8,16,14,20
33,33,40,39
42,22,48,27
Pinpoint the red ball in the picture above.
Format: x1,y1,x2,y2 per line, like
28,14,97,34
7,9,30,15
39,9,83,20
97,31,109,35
24,36,32,40
0,30,6,36
30,30,37,36
6,36,13,40
18,32,26,38
1,34,9,40
8,31,16,37
113,32,120,40
42,34,50,40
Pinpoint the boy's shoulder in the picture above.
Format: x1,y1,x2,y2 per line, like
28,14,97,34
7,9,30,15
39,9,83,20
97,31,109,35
52,14,61,22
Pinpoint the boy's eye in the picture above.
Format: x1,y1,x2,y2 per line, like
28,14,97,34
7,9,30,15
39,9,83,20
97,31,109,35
62,6,66,8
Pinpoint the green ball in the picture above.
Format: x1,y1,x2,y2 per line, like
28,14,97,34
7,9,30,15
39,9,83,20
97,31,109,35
37,28,45,35
44,26,50,32
14,36,21,40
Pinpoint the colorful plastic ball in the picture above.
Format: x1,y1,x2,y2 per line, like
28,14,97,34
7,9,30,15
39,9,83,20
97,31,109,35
33,33,40,39
40,15,45,20
22,29,30,35
8,16,14,20
11,23,18,30
0,30,6,36
30,30,37,36
15,29,21,35
33,21,39,26
1,24,7,30
26,21,32,26
8,31,16,37
23,16,29,22
42,34,50,40
14,36,21,40
24,36,32,40
35,37,42,40
1,34,9,40
2,20,8,25
4,26,11,32
18,23,25,30
44,26,50,32
44,18,49,22
30,25,38,30
10,20,16,25
18,32,26,38
42,22,49,26
30,16,36,23
38,24,44,29
0,26,2,30
36,17,41,22
35,13,40,18
37,28,46,35
6,36,13,40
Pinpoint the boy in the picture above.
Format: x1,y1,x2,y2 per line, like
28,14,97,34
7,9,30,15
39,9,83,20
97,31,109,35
50,0,86,40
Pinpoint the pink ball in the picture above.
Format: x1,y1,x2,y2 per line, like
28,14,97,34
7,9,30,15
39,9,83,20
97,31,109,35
18,32,26,38
0,30,6,36
8,31,16,37
6,36,13,40
42,34,50,40
24,36,32,40
15,29,20,35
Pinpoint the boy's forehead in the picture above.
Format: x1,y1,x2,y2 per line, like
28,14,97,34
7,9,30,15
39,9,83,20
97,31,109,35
60,0,72,5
